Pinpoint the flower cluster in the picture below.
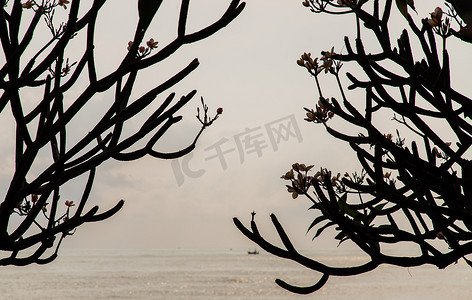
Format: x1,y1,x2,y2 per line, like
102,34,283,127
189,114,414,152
48,58,76,78
426,7,454,38
317,169,349,195
196,97,222,127
432,142,451,160
22,0,34,8
304,99,335,123
302,0,354,8
58,0,69,9
302,0,311,7
313,169,341,186
336,0,353,7
383,171,397,186
22,0,69,10
383,132,404,148
15,194,47,215
127,38,159,58
320,47,336,73
297,47,338,75
427,7,442,27
297,52,317,71
281,163,346,199
343,170,366,186
13,193,77,231
281,163,314,199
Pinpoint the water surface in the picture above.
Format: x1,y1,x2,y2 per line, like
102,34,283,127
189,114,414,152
0,248,470,299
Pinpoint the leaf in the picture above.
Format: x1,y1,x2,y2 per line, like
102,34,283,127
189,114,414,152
313,221,335,240
395,0,416,18
335,230,347,240
374,202,387,211
338,193,362,220
364,203,387,225
306,215,328,234
138,0,164,32
335,231,349,246
378,224,395,230
463,256,472,268
387,213,399,229
365,215,375,226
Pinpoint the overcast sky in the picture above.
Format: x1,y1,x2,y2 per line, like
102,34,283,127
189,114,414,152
2,0,469,251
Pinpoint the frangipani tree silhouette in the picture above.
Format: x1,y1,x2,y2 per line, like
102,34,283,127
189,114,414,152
0,0,244,265
234,0,472,294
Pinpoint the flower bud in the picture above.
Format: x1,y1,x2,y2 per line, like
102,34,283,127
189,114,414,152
22,1,34,8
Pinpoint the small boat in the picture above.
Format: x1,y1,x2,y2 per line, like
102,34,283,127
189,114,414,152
247,249,259,255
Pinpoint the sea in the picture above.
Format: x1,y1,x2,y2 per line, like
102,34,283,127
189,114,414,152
0,248,470,300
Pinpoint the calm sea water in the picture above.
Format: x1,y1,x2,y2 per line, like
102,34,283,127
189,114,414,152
0,248,470,299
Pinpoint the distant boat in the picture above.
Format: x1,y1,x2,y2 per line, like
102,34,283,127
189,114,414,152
247,249,259,255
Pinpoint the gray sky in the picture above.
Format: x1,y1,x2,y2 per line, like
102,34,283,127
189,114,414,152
3,0,470,251
65,0,338,250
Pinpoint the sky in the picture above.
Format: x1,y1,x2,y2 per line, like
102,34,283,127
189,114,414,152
2,0,470,252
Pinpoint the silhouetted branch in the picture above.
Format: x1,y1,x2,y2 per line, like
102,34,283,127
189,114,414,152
237,0,472,294
0,0,244,265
